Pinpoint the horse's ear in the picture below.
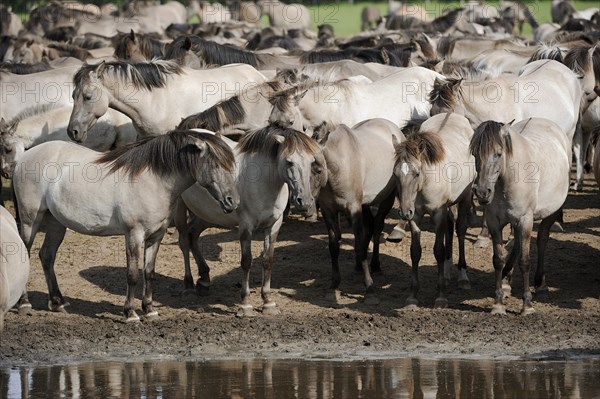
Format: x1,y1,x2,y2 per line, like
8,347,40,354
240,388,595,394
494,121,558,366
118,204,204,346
294,90,308,104
96,60,106,77
273,134,285,144
129,29,136,43
500,119,515,136
191,138,209,157
27,39,34,46
450,78,463,89
183,37,192,51
391,134,402,151
7,119,19,134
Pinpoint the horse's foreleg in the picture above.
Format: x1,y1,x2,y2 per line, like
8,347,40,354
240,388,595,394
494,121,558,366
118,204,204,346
370,192,395,273
38,216,67,312
261,217,283,315
189,220,211,296
456,196,471,289
174,199,195,292
124,231,144,322
406,219,422,308
433,209,448,309
489,218,507,315
322,207,341,291
16,211,44,313
516,214,534,315
535,210,560,296
237,227,254,317
141,230,165,319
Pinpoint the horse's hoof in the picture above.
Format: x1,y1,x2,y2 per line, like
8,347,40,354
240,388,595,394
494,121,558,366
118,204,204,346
570,182,583,192
325,290,341,302
491,304,506,315
304,213,319,223
235,305,256,318
458,279,471,290
550,221,564,232
125,314,141,323
195,283,210,297
386,228,405,243
48,302,67,313
521,306,535,316
18,304,33,316
502,283,512,298
145,311,159,320
405,297,419,309
262,303,280,316
363,294,380,305
434,298,448,309
475,237,490,248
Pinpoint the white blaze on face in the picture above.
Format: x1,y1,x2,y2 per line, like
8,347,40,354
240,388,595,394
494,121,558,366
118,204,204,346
400,162,409,176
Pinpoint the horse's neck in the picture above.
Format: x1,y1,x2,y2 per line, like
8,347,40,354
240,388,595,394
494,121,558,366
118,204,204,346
238,153,286,198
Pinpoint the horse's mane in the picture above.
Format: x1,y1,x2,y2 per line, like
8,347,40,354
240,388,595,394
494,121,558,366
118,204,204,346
563,44,600,81
395,131,445,166
428,78,462,109
401,118,428,137
96,130,235,178
1,103,59,128
0,61,51,74
431,7,463,32
237,125,320,160
178,95,245,131
268,77,350,111
47,42,91,61
164,35,258,67
469,120,513,160
528,44,564,63
74,59,182,91
300,47,403,66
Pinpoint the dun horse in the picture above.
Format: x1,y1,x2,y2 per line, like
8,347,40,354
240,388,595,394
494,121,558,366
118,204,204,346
13,131,238,322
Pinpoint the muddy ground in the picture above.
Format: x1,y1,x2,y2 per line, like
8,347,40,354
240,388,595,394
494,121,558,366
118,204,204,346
1,173,599,366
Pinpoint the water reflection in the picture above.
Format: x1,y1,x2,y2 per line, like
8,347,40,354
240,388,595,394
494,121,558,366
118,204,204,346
1,357,599,398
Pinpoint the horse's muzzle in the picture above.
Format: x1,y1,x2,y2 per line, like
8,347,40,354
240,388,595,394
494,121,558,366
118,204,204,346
473,185,492,205
220,196,237,214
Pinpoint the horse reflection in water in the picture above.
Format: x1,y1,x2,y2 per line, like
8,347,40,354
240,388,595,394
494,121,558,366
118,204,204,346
2,358,598,398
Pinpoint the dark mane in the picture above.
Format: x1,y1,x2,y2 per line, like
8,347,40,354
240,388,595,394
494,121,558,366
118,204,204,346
164,35,258,67
395,131,445,166
428,78,462,109
469,120,513,160
401,118,428,137
237,125,320,160
96,130,235,178
73,60,182,91
432,7,463,33
300,47,403,66
178,96,246,131
0,61,51,74
528,44,564,63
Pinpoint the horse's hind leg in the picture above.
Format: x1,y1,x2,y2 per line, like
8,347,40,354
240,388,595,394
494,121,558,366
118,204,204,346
38,215,68,312
174,199,195,293
189,221,211,296
571,123,590,191
350,207,377,302
321,206,342,297
16,210,45,313
488,218,508,315
260,217,283,316
443,206,455,286
141,230,165,320
534,210,561,296
124,230,144,322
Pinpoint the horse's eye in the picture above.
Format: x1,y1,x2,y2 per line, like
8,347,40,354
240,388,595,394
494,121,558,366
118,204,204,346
312,165,322,174
4,148,12,154
495,153,501,158
84,94,92,101
415,172,420,177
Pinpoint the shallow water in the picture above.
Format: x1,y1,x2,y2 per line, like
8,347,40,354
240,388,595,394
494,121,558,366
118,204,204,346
1,357,599,398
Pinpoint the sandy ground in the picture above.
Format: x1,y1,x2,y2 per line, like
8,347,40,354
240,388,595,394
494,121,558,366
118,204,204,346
1,173,599,366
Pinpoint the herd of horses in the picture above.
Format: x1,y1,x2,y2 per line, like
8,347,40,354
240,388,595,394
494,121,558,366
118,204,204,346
0,0,599,327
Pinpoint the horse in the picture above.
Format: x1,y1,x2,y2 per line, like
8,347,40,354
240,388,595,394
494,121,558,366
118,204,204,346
0,205,30,334
174,126,323,316
67,59,268,138
594,135,600,190
392,113,475,309
257,0,311,30
361,6,381,31
0,105,137,179
0,65,80,122
316,118,401,304
429,60,584,189
188,0,232,24
113,30,165,62
12,130,238,322
470,118,570,315
163,35,298,70
269,67,444,136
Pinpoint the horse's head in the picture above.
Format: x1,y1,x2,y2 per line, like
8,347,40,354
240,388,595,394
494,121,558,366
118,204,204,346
267,88,306,132
392,132,443,220
68,61,110,143
429,77,464,116
470,120,514,205
188,132,239,213
0,117,22,178
11,39,40,64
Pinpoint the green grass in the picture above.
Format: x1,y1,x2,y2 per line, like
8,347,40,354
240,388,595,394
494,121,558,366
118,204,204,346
302,1,596,38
